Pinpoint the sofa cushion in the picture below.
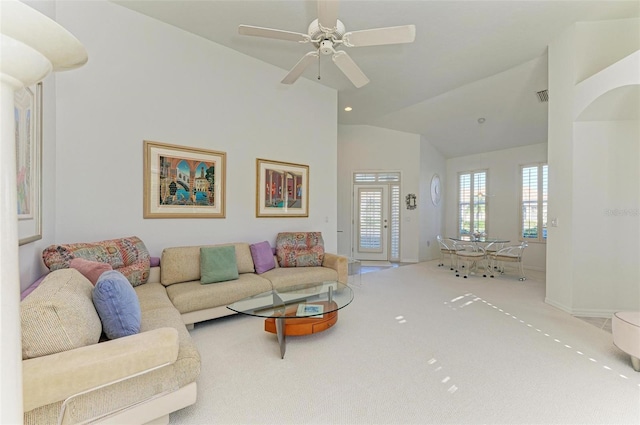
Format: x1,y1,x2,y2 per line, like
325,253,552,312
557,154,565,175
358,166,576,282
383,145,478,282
250,241,276,274
166,274,273,314
42,236,150,286
93,270,142,339
276,232,325,267
261,266,338,290
161,243,254,286
21,269,102,360
200,246,239,284
134,282,201,387
70,257,113,285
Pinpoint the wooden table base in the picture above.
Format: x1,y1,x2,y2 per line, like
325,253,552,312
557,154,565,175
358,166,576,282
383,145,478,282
263,300,339,358
264,309,338,336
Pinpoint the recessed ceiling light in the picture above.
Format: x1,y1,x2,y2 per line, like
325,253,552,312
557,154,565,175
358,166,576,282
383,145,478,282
477,117,486,123
344,106,353,112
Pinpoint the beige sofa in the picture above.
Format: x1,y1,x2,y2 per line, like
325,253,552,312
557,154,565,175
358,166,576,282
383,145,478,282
156,242,347,328
21,268,200,425
22,236,347,424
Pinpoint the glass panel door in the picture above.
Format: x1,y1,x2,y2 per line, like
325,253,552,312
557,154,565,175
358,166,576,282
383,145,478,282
354,185,388,260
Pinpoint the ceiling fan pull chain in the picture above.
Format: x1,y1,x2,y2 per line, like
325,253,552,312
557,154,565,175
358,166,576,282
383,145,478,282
317,53,321,80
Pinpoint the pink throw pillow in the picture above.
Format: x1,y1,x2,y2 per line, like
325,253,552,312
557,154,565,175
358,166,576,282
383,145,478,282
70,258,113,285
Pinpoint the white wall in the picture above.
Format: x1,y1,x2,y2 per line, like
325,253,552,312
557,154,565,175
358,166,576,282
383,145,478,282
337,125,423,262
419,135,446,261
19,0,338,290
547,18,640,316
446,143,548,271
546,25,576,312
575,17,640,84
572,121,639,315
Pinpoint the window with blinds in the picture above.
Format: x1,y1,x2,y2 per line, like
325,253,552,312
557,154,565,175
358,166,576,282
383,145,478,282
458,170,488,237
521,164,548,242
358,188,383,250
354,172,401,183
390,185,400,260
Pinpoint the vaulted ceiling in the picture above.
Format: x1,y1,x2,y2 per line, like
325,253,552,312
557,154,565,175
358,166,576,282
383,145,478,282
114,1,639,157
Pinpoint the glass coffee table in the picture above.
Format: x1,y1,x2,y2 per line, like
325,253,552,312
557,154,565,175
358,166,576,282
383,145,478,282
227,281,354,358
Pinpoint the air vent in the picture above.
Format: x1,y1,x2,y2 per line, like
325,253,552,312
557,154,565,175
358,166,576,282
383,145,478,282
536,90,549,102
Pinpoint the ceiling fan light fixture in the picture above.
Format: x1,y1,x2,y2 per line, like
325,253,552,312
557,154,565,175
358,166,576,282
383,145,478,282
319,39,335,55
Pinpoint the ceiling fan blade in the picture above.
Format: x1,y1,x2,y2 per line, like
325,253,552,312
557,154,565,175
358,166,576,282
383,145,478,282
281,51,319,85
343,25,416,47
238,25,309,43
317,0,340,31
332,50,369,88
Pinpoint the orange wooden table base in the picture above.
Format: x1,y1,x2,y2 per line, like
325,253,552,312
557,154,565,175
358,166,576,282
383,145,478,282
264,301,338,336
265,311,338,336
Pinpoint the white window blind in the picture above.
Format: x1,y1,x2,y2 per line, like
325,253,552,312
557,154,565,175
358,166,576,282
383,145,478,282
390,185,400,260
458,170,488,237
354,172,400,183
459,174,471,235
359,189,382,250
521,164,548,241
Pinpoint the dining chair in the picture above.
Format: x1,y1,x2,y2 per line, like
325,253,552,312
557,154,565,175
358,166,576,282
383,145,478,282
484,240,506,272
454,242,487,278
487,242,528,281
436,235,458,271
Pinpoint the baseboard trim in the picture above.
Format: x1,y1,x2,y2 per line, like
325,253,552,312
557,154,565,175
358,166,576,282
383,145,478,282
544,299,618,319
544,297,573,314
571,309,617,319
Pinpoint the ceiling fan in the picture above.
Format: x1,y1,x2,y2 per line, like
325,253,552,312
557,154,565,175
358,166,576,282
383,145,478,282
238,0,416,88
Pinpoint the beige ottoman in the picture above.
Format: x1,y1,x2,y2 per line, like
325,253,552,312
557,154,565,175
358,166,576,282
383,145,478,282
612,311,640,371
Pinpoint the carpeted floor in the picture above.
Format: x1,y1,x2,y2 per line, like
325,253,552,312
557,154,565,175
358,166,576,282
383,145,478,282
170,260,640,424
359,261,393,267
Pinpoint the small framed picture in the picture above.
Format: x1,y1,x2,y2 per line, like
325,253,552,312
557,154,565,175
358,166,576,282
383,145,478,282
256,158,309,218
15,82,42,245
144,140,226,218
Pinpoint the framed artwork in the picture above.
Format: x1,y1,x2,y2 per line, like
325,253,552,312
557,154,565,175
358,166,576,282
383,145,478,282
15,82,42,245
143,140,226,218
256,158,309,217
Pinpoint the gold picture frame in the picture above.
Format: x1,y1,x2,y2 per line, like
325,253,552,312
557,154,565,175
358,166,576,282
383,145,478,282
256,158,309,218
16,82,42,245
144,140,226,218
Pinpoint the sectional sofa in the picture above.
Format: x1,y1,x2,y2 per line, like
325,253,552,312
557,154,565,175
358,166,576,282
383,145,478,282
21,234,347,424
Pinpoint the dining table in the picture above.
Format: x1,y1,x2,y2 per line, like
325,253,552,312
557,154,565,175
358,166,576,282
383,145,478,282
449,236,510,251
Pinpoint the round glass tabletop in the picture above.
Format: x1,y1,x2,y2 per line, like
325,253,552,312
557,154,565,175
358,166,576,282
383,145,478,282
227,281,353,319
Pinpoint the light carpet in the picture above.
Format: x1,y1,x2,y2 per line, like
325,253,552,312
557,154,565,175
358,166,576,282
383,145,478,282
359,261,393,267
170,261,640,424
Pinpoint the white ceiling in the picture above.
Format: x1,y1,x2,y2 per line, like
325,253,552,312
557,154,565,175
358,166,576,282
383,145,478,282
113,0,639,158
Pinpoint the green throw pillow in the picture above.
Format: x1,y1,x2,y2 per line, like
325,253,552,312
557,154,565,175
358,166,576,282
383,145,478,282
200,246,239,284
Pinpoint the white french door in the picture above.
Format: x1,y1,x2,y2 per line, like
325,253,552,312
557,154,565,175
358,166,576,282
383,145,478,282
354,185,389,261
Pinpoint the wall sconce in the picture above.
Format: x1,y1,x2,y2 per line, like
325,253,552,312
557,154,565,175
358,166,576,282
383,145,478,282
405,193,417,210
